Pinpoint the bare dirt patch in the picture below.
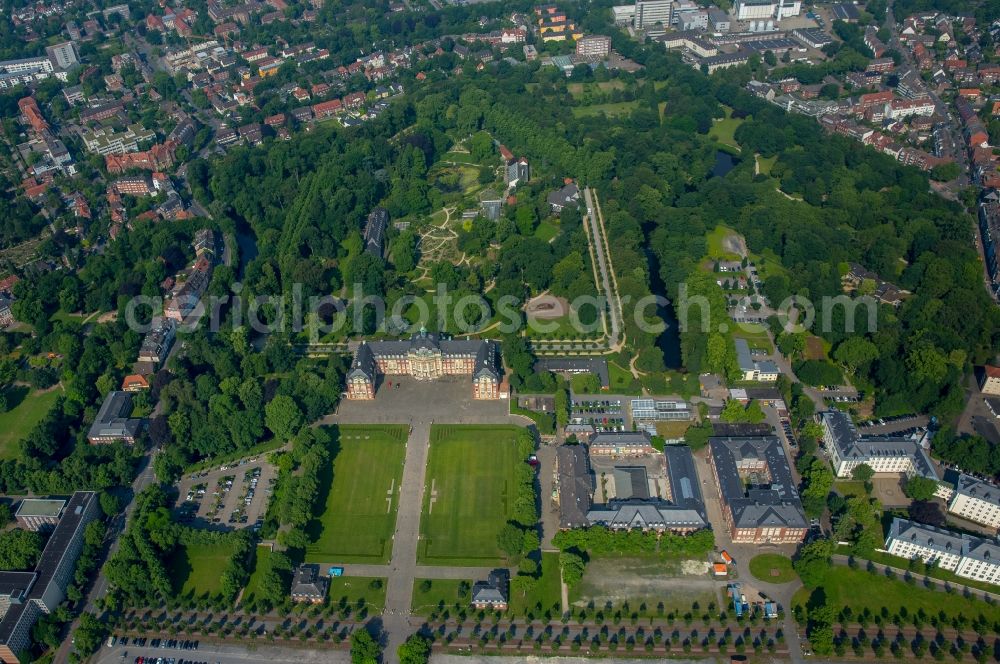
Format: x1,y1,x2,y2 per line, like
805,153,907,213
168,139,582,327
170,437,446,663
572,557,719,611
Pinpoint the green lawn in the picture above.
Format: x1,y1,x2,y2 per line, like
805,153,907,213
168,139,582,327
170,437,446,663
837,546,1000,594
570,101,640,118
793,566,1000,622
328,576,387,613
708,107,746,150
566,80,627,98
419,425,525,566
305,425,407,564
757,154,778,175
534,220,559,242
169,542,233,597
834,481,867,497
510,552,562,617
0,387,60,459
608,361,641,395
732,324,773,353
706,225,742,261
412,578,470,615
748,554,797,584
441,150,483,166
243,545,273,600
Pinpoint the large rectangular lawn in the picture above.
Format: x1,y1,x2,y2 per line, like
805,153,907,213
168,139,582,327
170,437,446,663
304,425,407,564
168,541,233,598
419,424,524,566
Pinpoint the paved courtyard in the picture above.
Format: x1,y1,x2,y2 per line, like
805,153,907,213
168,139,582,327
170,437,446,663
323,375,514,425
319,376,534,663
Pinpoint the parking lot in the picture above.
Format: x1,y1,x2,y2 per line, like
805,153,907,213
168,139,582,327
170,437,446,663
174,457,277,531
569,396,626,432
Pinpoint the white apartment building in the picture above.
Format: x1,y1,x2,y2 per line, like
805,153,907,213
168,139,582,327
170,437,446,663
80,124,156,155
936,470,1000,530
612,4,636,24
735,0,776,20
821,410,937,479
634,0,673,28
734,0,799,20
885,518,1000,585
776,0,801,18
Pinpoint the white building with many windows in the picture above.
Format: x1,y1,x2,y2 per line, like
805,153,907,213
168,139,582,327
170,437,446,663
936,470,1000,530
820,410,937,479
885,518,1000,585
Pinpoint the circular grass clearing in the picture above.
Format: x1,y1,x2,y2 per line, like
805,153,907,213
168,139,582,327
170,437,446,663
748,553,797,584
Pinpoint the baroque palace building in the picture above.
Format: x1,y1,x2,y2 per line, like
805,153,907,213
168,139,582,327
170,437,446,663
346,328,501,400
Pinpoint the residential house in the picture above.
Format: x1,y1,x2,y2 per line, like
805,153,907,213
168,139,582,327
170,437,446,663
547,182,580,214
471,570,509,610
290,564,328,603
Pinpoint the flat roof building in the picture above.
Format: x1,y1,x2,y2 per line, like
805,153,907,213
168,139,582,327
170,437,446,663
589,431,657,457
14,500,64,532
0,492,99,663
535,357,609,388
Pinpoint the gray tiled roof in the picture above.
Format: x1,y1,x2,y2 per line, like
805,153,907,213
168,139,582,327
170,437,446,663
347,332,499,382
87,391,141,440
710,435,807,530
822,410,937,479
535,357,609,388
888,517,967,556
951,470,1000,507
586,501,706,530
291,564,328,599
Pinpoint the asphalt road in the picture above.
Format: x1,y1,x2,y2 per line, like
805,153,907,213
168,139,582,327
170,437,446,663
94,642,351,664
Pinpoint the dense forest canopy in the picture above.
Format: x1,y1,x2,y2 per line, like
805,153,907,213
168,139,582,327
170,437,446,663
181,33,1000,424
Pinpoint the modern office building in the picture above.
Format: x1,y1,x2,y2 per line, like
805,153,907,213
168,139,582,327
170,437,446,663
735,339,779,382
0,492,99,663
13,500,64,532
634,0,672,28
576,34,611,57
630,399,692,422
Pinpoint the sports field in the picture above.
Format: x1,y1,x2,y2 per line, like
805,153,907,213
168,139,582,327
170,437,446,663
419,425,524,566
304,425,407,564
